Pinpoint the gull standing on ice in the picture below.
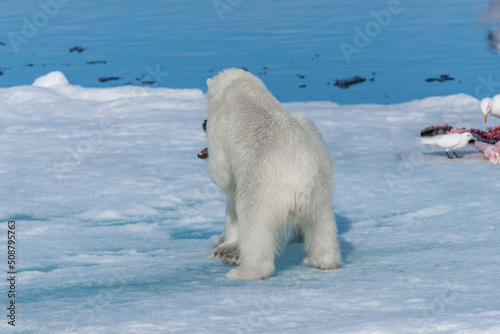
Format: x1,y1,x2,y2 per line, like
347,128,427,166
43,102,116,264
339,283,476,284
419,132,476,159
480,96,500,122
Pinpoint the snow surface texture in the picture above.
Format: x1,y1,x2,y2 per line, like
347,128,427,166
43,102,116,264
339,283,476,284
1,72,499,333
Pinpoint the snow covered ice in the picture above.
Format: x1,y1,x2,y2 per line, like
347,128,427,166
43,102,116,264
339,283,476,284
1,71,500,333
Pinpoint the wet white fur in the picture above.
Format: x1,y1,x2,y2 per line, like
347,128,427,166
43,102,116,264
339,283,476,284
206,68,341,280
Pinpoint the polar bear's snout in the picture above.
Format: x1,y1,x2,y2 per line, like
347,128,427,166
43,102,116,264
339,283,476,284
198,147,208,159
198,119,209,160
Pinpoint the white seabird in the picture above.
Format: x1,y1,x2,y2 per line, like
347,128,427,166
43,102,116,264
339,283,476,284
480,96,500,122
419,132,476,159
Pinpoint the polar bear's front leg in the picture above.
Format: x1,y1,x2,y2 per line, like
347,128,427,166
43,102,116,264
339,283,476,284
211,193,240,264
225,206,277,280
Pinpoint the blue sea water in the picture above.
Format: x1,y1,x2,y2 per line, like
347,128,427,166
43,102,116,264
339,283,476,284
1,0,499,104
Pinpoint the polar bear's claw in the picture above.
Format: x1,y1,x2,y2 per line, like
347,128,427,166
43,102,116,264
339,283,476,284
212,241,239,261
222,250,241,266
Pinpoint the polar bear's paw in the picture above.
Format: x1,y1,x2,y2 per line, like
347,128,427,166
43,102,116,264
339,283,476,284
222,249,241,266
225,263,275,280
211,241,239,260
304,254,341,270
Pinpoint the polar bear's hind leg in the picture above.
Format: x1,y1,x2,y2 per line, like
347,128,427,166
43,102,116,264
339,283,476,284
302,206,341,270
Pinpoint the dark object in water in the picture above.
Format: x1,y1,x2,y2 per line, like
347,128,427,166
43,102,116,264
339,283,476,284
0,70,3,76
425,74,455,83
86,60,107,65
98,76,121,83
142,80,155,85
334,76,366,89
298,84,306,88
0,42,5,46
70,46,86,53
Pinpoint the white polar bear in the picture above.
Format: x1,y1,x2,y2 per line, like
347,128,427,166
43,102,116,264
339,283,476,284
205,68,340,280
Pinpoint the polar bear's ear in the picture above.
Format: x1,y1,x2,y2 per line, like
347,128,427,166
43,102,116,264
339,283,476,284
206,78,213,87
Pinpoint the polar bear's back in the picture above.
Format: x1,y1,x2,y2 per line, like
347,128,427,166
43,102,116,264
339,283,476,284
206,68,334,215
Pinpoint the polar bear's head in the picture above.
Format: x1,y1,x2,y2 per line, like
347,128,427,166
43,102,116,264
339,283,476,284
206,68,266,103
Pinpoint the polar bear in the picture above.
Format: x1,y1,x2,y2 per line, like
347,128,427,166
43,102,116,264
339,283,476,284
204,68,340,280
